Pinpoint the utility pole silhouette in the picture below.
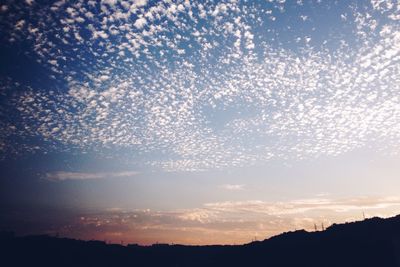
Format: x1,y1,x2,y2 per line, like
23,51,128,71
314,223,318,231
363,211,366,220
321,222,325,231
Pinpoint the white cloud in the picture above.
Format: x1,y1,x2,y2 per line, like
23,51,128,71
102,0,117,6
15,20,25,30
134,0,148,8
220,184,245,190
99,74,110,81
134,17,147,29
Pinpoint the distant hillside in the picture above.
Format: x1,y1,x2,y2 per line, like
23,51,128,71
1,215,400,267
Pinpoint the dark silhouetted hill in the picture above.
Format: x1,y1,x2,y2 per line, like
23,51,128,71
1,215,400,266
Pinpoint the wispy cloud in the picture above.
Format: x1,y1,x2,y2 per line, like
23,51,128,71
45,171,139,181
23,195,400,245
220,184,245,191
204,196,400,215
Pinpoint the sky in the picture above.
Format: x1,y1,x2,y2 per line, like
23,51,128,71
1,0,400,245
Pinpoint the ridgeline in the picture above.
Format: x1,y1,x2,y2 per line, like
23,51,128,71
1,215,400,266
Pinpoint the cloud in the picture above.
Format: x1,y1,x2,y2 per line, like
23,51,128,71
5,195,400,245
220,184,245,190
204,196,400,215
102,0,117,7
63,195,400,245
134,17,147,29
2,0,400,172
45,171,139,181
134,0,148,8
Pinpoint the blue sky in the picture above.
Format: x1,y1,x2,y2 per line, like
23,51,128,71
1,0,400,245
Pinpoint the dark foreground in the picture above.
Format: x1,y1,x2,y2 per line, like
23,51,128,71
1,215,400,267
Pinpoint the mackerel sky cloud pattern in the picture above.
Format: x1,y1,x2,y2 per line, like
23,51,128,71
0,0,400,173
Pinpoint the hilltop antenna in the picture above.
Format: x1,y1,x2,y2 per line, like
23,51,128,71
363,211,366,220
314,223,318,232
321,222,325,231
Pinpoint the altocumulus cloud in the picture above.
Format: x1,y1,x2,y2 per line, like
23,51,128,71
45,171,139,181
1,0,400,171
